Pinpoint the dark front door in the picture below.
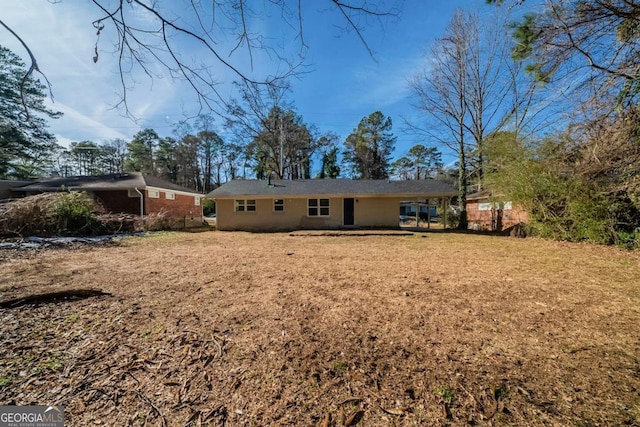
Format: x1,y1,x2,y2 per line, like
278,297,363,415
343,198,355,226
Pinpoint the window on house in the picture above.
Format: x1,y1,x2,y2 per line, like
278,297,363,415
128,189,140,198
148,189,160,198
165,192,175,200
274,199,284,212
308,198,330,216
235,199,256,212
195,197,201,206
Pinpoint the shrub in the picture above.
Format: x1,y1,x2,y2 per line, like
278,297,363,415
52,191,95,234
137,211,184,231
616,229,640,250
202,198,216,216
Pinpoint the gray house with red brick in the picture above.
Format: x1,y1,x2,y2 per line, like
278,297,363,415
13,173,204,227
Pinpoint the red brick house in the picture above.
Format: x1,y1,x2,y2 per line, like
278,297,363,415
13,173,204,227
466,190,528,232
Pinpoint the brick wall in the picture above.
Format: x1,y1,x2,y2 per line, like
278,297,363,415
93,189,203,227
93,190,141,215
467,199,528,231
144,189,203,227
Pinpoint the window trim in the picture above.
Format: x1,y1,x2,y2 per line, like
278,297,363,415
307,198,330,217
273,199,285,212
148,189,160,199
235,199,256,213
195,197,201,206
165,192,175,200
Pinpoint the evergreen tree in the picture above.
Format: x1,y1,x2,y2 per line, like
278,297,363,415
406,144,443,179
0,45,62,178
155,137,178,182
343,111,396,179
125,128,159,173
318,146,341,179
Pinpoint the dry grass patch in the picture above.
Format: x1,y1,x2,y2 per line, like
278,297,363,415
1,231,639,426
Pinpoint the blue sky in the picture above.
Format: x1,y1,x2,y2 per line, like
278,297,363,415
3,1,509,166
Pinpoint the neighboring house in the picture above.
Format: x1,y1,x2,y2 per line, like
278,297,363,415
466,190,528,232
206,178,457,231
0,180,34,200
399,201,438,222
12,173,204,227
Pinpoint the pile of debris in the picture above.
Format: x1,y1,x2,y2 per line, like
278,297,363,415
0,192,178,238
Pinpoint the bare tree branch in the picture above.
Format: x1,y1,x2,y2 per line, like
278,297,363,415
4,0,399,120
0,19,55,121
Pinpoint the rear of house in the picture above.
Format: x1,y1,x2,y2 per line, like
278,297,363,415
207,179,457,231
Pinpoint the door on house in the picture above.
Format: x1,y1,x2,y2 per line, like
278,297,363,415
343,198,355,226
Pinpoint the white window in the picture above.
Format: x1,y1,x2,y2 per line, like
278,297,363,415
478,201,513,211
235,199,256,212
148,189,160,198
308,198,330,217
128,189,140,198
195,197,201,206
165,192,175,200
274,199,284,212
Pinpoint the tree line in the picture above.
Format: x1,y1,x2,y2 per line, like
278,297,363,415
0,44,445,191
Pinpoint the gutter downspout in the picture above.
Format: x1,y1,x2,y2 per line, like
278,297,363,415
134,187,144,218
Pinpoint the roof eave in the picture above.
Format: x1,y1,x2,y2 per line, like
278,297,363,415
207,191,457,199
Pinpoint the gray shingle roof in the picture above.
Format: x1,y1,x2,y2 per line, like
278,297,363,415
207,179,457,198
14,173,202,195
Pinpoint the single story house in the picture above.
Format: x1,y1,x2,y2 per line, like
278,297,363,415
13,173,204,227
466,190,528,232
206,178,457,231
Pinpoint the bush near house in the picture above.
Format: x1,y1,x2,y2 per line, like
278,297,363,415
0,192,191,237
0,192,95,236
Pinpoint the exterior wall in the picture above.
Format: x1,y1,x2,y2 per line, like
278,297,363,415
0,180,32,200
145,189,203,227
467,198,528,231
95,189,205,227
216,196,403,231
355,197,404,228
93,190,141,215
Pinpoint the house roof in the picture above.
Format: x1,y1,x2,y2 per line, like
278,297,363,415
207,179,457,199
466,190,492,201
13,173,202,195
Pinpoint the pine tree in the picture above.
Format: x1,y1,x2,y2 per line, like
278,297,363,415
343,111,396,179
0,45,62,178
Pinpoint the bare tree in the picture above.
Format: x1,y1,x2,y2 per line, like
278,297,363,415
0,1,399,118
408,10,471,227
225,80,328,179
407,9,535,228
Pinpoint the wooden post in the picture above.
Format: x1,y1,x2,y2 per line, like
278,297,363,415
443,198,448,229
427,198,431,229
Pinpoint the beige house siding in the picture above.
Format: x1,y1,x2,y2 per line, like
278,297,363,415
355,197,403,227
216,196,405,231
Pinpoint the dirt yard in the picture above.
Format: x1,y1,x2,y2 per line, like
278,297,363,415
1,231,639,426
